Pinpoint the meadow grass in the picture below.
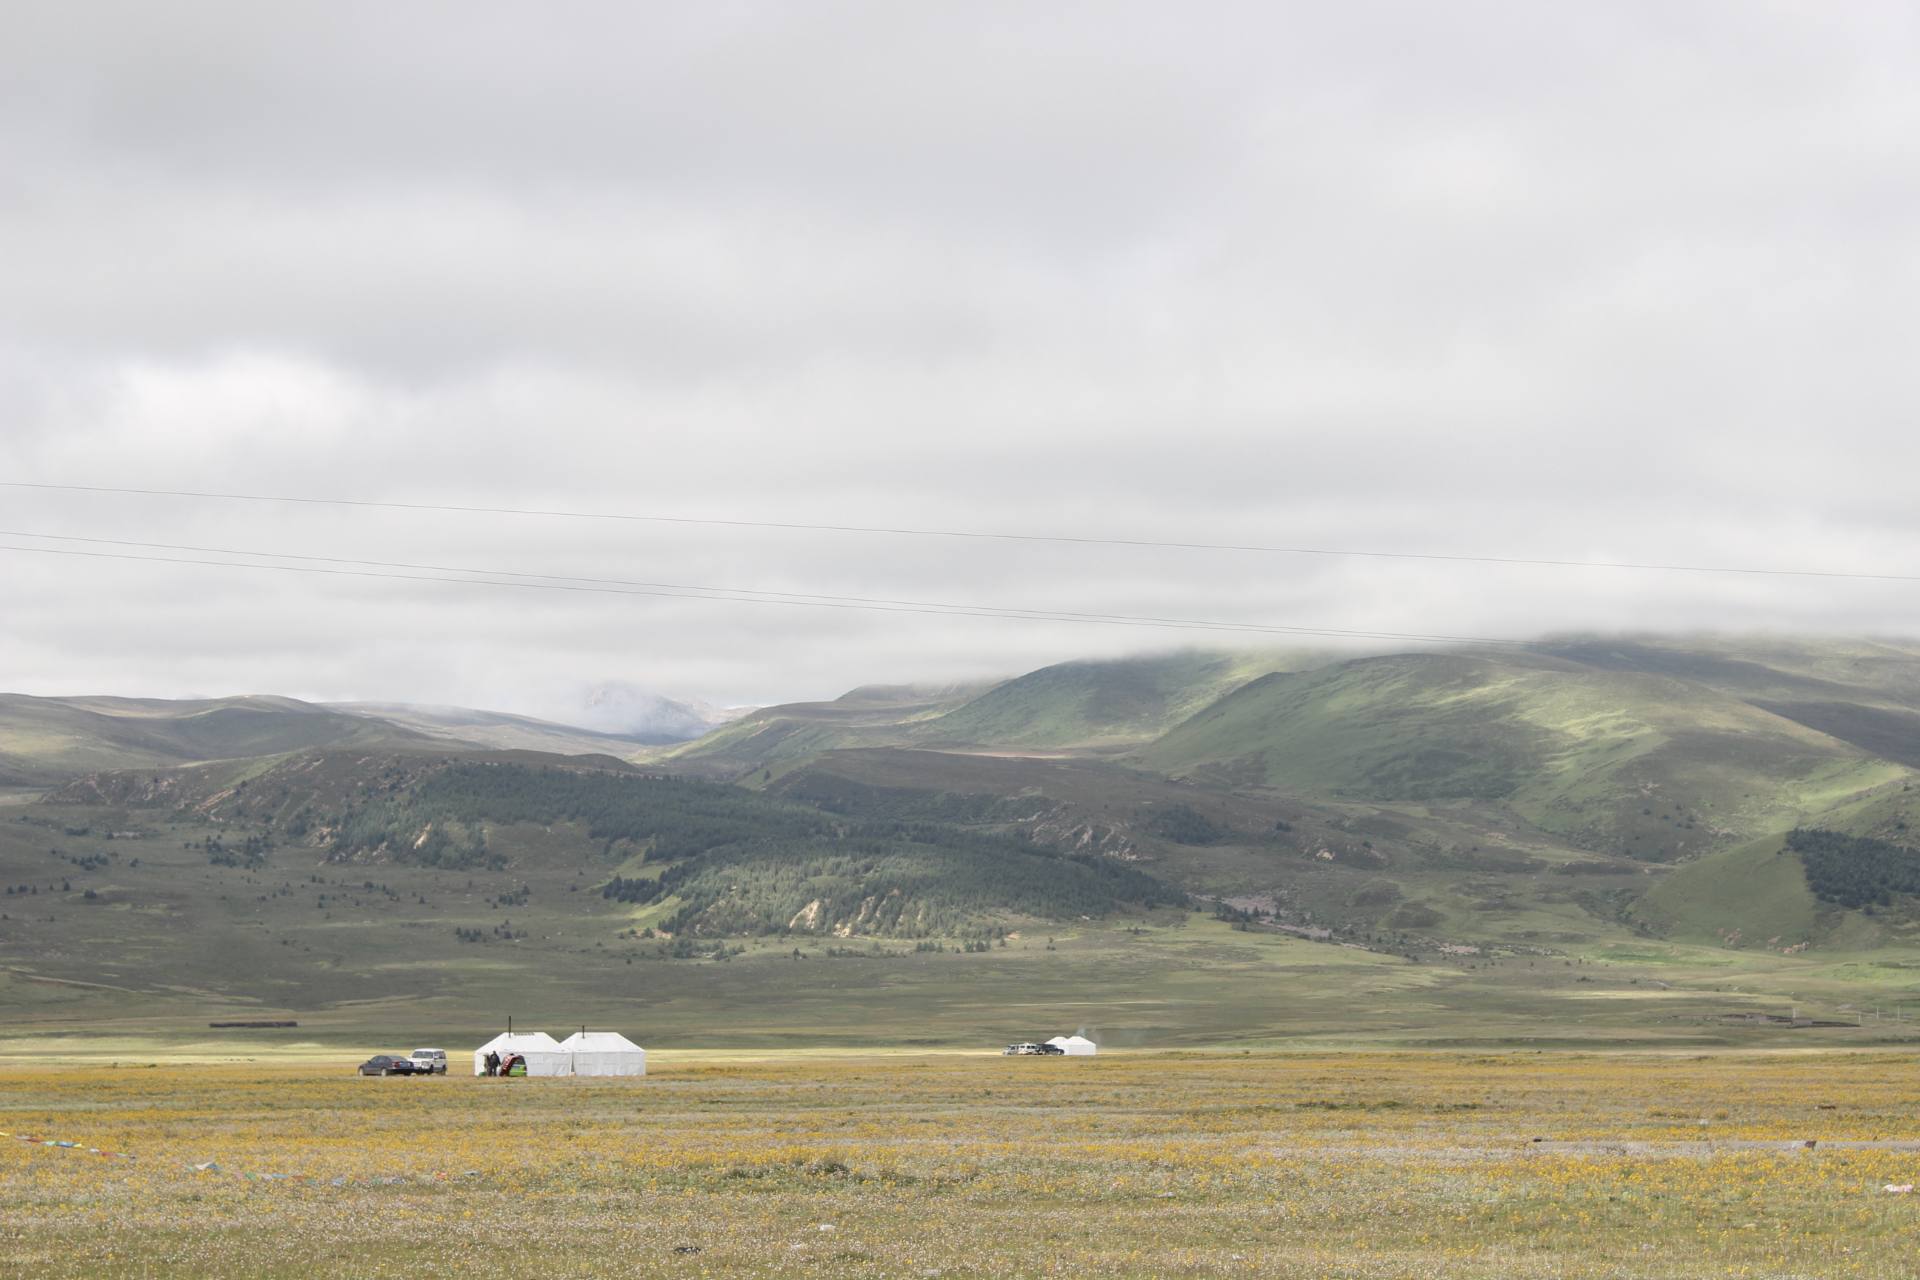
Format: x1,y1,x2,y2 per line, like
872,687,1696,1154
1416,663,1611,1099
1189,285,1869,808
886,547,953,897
3,1051,1917,1277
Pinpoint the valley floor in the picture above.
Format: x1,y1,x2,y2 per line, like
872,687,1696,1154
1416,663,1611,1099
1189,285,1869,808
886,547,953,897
3,1052,1917,1278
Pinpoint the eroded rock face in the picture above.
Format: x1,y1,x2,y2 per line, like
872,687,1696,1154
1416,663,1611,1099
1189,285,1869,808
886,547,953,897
1018,813,1139,860
52,762,231,811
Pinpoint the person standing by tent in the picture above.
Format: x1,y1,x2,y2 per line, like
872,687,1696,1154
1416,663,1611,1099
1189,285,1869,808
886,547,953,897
483,1050,500,1077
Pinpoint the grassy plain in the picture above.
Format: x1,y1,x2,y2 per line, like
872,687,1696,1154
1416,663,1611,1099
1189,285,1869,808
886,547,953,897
9,787,1920,1063
4,1052,1919,1278
10,908,1920,1064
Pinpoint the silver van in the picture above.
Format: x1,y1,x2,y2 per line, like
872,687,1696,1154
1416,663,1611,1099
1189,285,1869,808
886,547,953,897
407,1048,449,1075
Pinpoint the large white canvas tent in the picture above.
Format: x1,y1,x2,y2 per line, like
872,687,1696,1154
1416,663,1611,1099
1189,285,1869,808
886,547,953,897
1046,1035,1097,1056
559,1030,647,1077
473,1031,568,1076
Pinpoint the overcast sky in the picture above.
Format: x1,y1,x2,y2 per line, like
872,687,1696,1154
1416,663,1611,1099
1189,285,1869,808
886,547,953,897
4,2,1920,723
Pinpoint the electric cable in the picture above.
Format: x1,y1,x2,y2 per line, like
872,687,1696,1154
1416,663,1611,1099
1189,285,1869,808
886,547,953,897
4,481,1910,583
0,540,1526,647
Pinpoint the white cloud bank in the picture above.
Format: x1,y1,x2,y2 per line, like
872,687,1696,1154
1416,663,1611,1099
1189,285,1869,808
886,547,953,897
3,2,1919,717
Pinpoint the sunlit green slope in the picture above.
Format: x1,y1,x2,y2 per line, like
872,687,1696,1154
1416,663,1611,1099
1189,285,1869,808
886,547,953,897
0,693,431,782
1134,651,1908,855
915,650,1321,750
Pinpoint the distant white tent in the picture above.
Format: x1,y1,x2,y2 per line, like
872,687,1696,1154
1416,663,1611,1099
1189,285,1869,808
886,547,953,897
559,1030,647,1077
1046,1035,1097,1056
473,1031,568,1076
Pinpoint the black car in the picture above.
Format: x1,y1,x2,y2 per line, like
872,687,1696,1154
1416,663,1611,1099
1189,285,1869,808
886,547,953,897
1038,1043,1066,1055
358,1054,418,1076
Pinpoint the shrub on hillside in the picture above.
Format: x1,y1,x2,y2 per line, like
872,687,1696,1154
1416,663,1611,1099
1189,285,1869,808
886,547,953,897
1140,803,1230,846
1788,828,1920,909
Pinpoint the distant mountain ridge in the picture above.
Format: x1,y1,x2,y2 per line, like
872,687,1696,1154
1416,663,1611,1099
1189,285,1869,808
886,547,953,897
576,682,749,741
915,650,1323,751
0,692,431,784
328,701,705,756
660,651,1320,775
656,680,997,776
0,690,728,784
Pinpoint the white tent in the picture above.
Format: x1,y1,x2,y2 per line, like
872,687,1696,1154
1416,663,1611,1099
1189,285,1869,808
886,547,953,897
559,1030,647,1077
473,1031,568,1076
1046,1035,1097,1056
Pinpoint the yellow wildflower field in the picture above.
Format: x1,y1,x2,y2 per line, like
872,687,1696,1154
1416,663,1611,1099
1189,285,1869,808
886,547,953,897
3,1052,1917,1277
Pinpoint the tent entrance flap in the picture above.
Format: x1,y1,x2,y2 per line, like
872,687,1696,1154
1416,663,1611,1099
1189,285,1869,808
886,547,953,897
472,1031,567,1076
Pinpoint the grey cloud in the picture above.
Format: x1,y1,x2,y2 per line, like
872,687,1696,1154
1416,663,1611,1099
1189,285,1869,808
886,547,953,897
4,2,1920,716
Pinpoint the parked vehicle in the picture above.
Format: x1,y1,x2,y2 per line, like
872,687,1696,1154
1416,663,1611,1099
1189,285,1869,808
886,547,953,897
1038,1043,1066,1055
1003,1042,1042,1055
407,1048,449,1075
358,1054,406,1076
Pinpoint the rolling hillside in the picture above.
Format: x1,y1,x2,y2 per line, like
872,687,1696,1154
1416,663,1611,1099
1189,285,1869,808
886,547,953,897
665,650,1326,776
35,746,1178,941
914,650,1319,750
658,681,994,776
1135,650,1907,856
0,693,432,783
0,692,713,785
329,701,686,758
7,636,1920,1045
1538,636,1920,768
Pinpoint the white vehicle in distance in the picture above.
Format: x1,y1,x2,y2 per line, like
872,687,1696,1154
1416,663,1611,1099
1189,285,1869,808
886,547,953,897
1003,1042,1043,1055
407,1048,449,1075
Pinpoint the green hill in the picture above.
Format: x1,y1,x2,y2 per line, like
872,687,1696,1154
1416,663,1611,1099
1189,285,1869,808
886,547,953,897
0,692,691,786
1538,635,1920,709
666,650,1322,776
9,637,1920,1048
31,747,1177,942
1538,636,1920,767
659,681,994,776
1630,833,1838,947
1135,650,1906,856
0,693,433,783
915,650,1316,750
327,701,679,758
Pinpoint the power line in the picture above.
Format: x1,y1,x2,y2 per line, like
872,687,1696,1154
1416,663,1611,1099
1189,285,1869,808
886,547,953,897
0,538,1526,648
0,534,1521,644
0,527,1345,630
4,480,1913,584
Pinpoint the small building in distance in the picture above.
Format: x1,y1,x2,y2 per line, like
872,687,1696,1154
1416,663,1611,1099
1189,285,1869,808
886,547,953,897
473,1030,568,1076
559,1029,647,1076
1047,1034,1097,1056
